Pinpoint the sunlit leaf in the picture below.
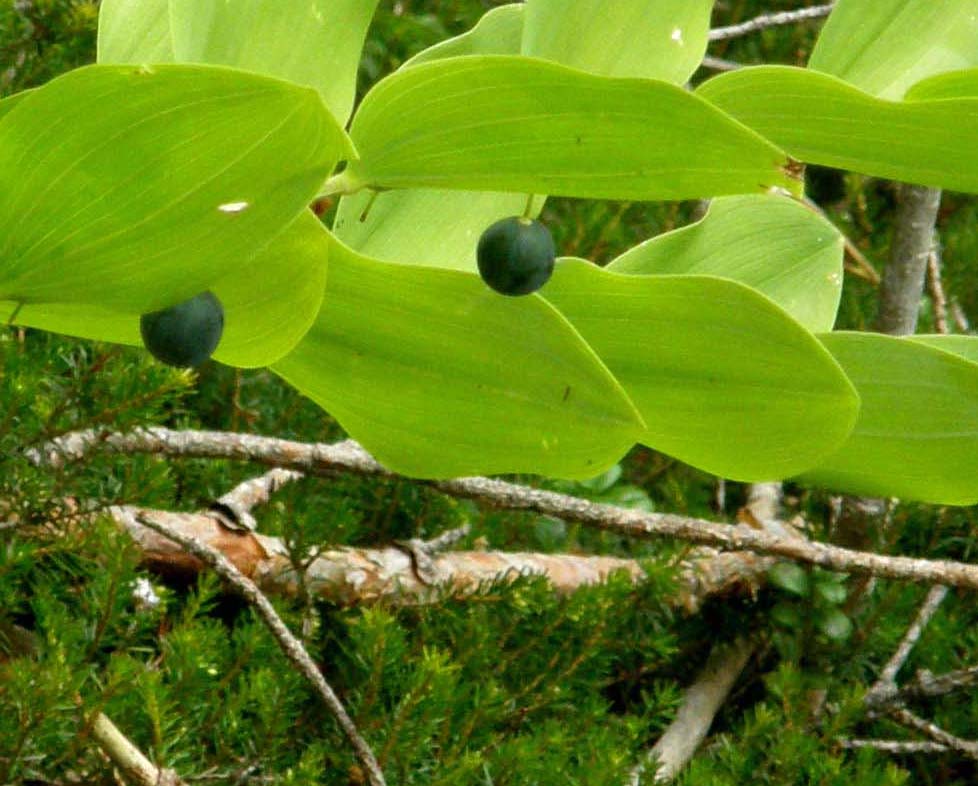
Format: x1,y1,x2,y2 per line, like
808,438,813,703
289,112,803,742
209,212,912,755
542,260,860,481
168,0,379,125
809,0,978,99
405,4,523,66
0,211,330,368
522,0,711,83
697,65,978,194
608,194,843,333
799,333,978,504
331,56,796,201
0,64,350,313
273,239,645,479
910,334,978,364
97,0,174,63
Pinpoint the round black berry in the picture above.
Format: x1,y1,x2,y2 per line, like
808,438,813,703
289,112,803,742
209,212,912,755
140,291,224,367
477,216,555,296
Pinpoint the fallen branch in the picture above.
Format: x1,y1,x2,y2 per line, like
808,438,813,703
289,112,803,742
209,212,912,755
709,4,834,42
91,712,185,786
839,738,951,755
30,428,978,592
111,507,388,786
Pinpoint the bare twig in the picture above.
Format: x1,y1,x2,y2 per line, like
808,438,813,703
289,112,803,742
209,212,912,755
869,585,949,704
29,428,978,592
700,55,743,72
886,707,978,761
926,250,949,334
420,524,472,554
111,508,387,786
875,184,942,335
210,468,304,533
91,712,185,786
708,4,834,41
950,299,971,332
627,638,755,784
839,738,951,755
900,665,978,702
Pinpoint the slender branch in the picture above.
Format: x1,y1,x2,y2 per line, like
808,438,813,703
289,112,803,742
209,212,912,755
91,712,186,786
29,428,978,592
886,707,978,761
210,468,303,532
708,4,834,42
700,55,743,72
627,637,755,784
839,738,951,755
926,250,949,335
875,184,942,335
111,507,387,786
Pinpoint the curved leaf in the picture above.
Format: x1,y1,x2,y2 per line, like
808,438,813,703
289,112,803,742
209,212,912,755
910,334,978,365
809,0,978,99
608,195,844,333
97,0,174,63
168,0,379,125
273,239,645,480
522,0,711,83
0,211,330,368
332,56,796,201
405,4,523,67
542,260,860,481
799,333,978,505
0,64,351,313
907,68,978,101
698,65,978,194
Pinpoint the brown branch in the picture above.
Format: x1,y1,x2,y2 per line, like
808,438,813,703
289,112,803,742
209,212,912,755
91,712,185,786
29,428,978,592
708,4,834,41
886,707,978,761
210,468,303,532
926,250,949,335
106,506,765,611
110,508,388,786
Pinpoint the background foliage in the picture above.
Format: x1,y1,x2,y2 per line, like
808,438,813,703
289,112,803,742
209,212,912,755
3,2,978,784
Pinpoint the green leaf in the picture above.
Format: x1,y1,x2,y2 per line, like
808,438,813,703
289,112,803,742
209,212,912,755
542,260,860,481
0,64,351,313
607,194,844,333
815,580,847,606
0,211,330,368
768,562,809,597
168,0,379,125
910,334,978,364
332,56,796,201
907,67,978,100
799,333,978,505
697,65,978,194
522,0,711,83
818,608,853,641
97,0,174,63
0,92,30,123
332,189,532,270
405,4,524,66
809,0,978,99
273,239,645,479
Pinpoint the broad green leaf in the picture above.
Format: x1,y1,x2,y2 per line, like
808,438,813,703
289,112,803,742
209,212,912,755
273,240,645,479
97,0,174,64
168,0,379,125
0,64,351,313
330,56,796,201
0,211,330,368
542,260,860,481
608,195,843,333
0,92,30,123
522,0,711,83
698,66,978,194
405,4,523,66
809,0,978,99
799,333,978,504
907,67,978,100
333,189,532,270
910,334,978,364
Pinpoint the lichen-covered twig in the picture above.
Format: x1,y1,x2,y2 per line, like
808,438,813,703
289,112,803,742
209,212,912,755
839,738,950,755
210,468,304,532
886,707,978,761
29,428,978,591
708,4,834,42
926,251,949,335
91,712,186,786
111,507,387,786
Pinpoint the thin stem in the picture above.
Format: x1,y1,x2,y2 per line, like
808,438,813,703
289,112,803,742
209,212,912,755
709,4,834,42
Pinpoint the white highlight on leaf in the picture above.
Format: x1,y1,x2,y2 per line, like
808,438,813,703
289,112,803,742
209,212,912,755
671,28,684,45
218,201,251,214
